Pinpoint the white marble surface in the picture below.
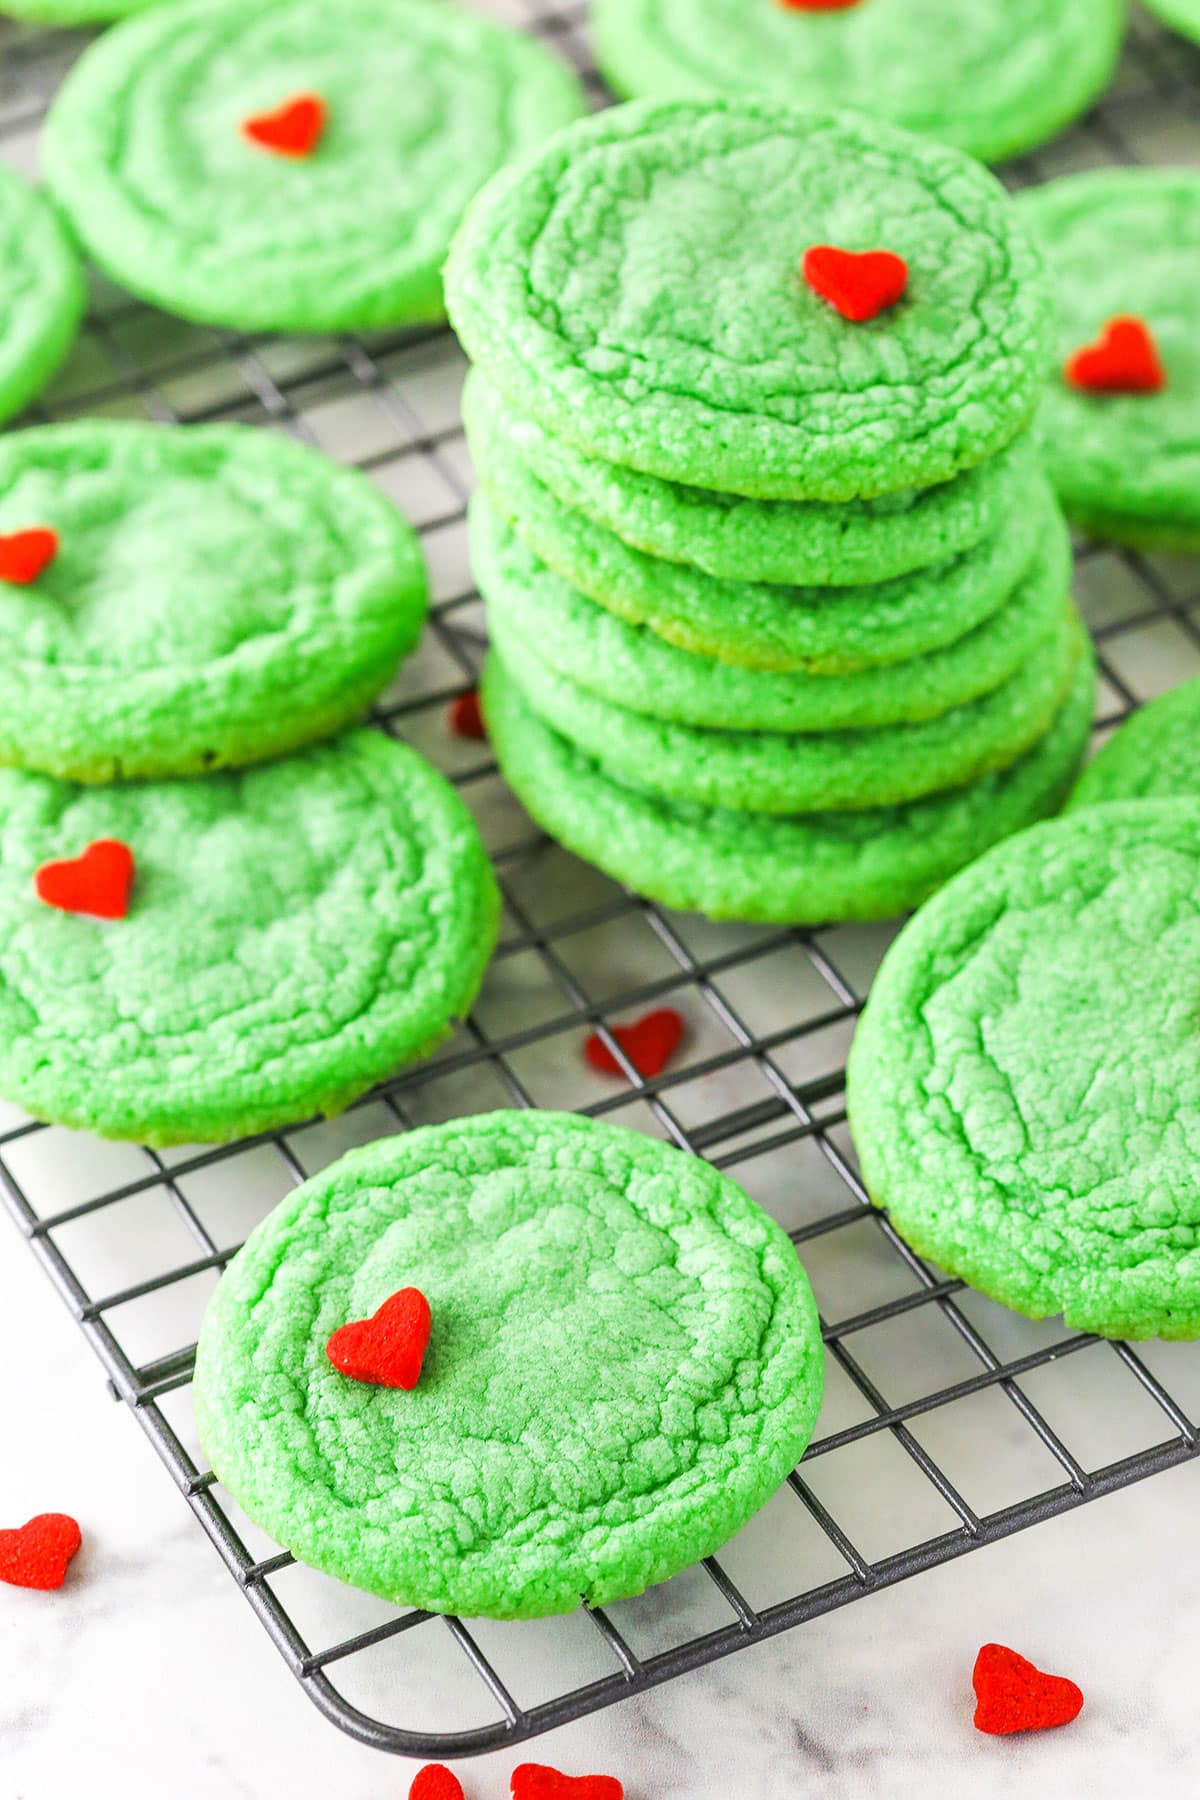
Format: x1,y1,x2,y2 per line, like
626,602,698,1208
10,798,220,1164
4,1232,1200,1800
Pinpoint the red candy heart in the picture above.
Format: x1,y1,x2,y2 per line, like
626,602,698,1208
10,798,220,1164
972,1643,1084,1735
778,0,862,9
0,527,58,585
511,1767,623,1800
242,93,326,158
409,1767,465,1800
35,839,135,920
448,690,487,741
585,1007,684,1080
803,245,908,323
1066,315,1165,394
0,1513,82,1590
326,1287,432,1390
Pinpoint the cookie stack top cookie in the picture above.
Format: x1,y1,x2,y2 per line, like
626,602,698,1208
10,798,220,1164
450,100,1091,926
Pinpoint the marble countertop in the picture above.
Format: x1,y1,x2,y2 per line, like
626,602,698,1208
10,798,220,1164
5,1232,1200,1800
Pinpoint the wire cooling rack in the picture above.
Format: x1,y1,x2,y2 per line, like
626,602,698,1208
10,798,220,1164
3,1,1200,1762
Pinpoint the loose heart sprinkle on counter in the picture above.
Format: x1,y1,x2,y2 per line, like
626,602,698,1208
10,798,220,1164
326,1287,432,1390
973,1643,1084,1735
242,93,326,158
0,527,58,585
585,1007,685,1080
1066,315,1165,394
803,245,908,322
409,1767,465,1800
448,690,487,740
511,1766,624,1800
35,839,135,920
0,1513,82,1590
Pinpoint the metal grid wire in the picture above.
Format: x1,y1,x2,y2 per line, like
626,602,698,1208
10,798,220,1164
3,1,1200,1761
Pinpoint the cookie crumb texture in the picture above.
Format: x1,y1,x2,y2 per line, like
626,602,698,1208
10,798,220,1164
42,0,583,332
592,0,1124,166
0,420,427,781
1020,169,1200,552
194,1111,824,1617
446,100,1055,502
0,731,499,1145
847,801,1200,1339
0,164,85,428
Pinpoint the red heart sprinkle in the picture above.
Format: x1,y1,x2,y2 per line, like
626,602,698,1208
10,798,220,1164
972,1643,1084,1735
511,1767,623,1800
1065,315,1165,394
803,245,909,323
35,839,135,920
326,1287,432,1390
778,0,862,9
241,93,326,158
409,1767,465,1800
0,1513,82,1590
448,690,486,740
0,527,58,585
585,1007,684,1080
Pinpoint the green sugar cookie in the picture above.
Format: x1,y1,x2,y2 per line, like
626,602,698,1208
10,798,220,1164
472,492,1071,734
1070,679,1200,811
447,99,1055,502
43,0,583,333
0,420,427,782
592,0,1124,167
482,647,1096,924
463,371,1040,589
194,1110,824,1617
493,604,1084,815
1020,170,1200,552
0,731,498,1145
846,801,1200,1340
0,164,84,428
476,422,1051,675
1143,0,1200,44
3,0,158,20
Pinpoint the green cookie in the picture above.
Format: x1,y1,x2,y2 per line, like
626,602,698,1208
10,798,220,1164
0,731,498,1145
846,800,1200,1340
3,0,158,20
1143,0,1200,43
472,492,1071,734
463,371,1040,589
0,164,84,428
494,604,1084,815
476,419,1051,675
43,0,583,333
1070,679,1200,811
592,0,1124,167
194,1109,824,1618
1020,169,1200,552
446,99,1055,502
0,420,427,782
481,647,1096,924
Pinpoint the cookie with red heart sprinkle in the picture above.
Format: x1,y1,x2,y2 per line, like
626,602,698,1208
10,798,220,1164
326,1287,432,1390
409,1767,465,1800
0,528,57,585
585,1008,684,1080
0,1513,82,1590
972,1643,1084,1735
803,246,908,323
511,1764,623,1799
1066,316,1164,395
242,94,326,158
35,839,135,920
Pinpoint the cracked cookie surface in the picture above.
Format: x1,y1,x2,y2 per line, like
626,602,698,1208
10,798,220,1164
0,164,84,428
481,647,1095,924
0,730,498,1144
0,420,427,781
43,0,583,331
194,1109,824,1617
847,801,1200,1339
447,99,1055,501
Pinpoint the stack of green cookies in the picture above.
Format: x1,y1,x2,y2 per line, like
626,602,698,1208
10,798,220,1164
447,98,1096,925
